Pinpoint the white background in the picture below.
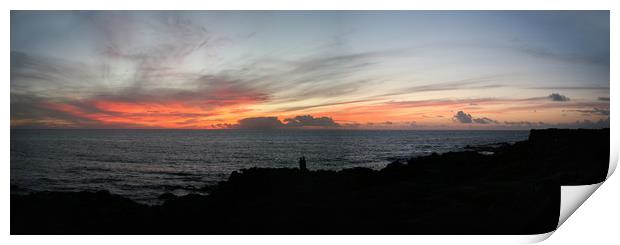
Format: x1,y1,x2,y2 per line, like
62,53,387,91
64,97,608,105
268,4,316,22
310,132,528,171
2,0,618,244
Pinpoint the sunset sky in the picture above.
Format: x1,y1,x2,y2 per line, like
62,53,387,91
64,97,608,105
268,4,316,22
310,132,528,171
10,11,609,129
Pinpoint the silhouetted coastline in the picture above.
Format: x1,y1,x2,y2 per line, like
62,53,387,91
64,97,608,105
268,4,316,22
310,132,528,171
11,128,610,234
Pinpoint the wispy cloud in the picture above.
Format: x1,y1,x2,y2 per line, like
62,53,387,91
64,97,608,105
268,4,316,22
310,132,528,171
503,117,609,129
472,117,498,124
248,49,410,105
510,42,610,66
567,108,610,116
11,74,270,128
529,86,610,91
375,76,507,98
276,98,379,113
10,51,97,97
503,121,546,127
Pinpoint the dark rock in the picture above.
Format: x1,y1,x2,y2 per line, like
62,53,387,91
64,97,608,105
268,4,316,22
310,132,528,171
198,185,214,193
158,192,177,200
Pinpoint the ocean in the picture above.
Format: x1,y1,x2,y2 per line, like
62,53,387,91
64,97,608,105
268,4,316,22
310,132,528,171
10,129,529,203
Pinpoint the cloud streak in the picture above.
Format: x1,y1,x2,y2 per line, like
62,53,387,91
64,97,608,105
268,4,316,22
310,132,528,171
568,108,610,116
503,118,609,129
11,74,270,128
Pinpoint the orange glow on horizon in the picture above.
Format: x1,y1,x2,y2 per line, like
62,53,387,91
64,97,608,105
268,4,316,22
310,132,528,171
22,95,608,130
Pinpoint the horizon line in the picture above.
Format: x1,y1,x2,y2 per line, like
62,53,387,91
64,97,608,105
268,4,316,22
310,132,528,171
11,127,607,131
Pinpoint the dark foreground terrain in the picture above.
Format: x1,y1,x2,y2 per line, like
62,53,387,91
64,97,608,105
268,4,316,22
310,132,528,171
11,128,610,234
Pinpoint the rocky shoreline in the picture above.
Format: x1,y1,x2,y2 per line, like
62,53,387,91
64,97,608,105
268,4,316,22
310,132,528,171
11,128,610,234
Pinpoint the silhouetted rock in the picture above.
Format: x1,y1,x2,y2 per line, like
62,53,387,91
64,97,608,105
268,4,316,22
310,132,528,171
198,185,214,193
11,191,152,234
158,192,177,200
11,128,610,234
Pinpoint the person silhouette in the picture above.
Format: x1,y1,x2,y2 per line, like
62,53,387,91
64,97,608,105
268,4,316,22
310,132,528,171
299,156,307,172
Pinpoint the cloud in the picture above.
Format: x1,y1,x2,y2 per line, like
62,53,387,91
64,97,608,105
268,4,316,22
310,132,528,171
342,123,362,128
504,121,546,127
237,117,284,129
87,12,213,87
453,111,498,124
598,97,610,101
10,93,165,129
233,115,341,129
10,59,270,128
287,52,381,80
10,35,274,128
376,76,507,98
11,28,391,129
14,29,393,129
11,93,96,128
383,98,496,110
98,75,269,107
10,51,96,97
530,86,609,91
484,101,609,114
472,117,498,124
548,93,570,102
503,118,609,129
245,49,405,105
283,115,340,128
381,95,605,112
511,42,610,66
570,108,610,116
453,111,473,123
277,98,378,113
10,13,257,129
211,123,235,129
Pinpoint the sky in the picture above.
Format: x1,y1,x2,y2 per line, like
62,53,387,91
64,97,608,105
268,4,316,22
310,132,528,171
10,11,610,129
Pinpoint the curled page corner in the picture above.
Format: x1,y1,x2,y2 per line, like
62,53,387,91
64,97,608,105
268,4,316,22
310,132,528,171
526,231,555,244
607,151,618,179
501,232,555,244
430,232,555,244
558,183,603,228
608,126,618,179
555,151,616,232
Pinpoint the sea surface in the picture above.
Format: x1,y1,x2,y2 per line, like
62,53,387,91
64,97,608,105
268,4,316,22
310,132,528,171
11,129,529,203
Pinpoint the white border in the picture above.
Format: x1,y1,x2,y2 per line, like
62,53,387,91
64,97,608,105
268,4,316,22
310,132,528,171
3,0,618,244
